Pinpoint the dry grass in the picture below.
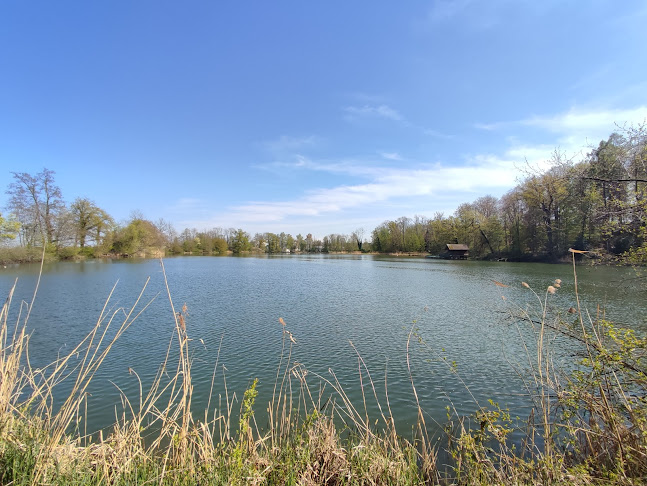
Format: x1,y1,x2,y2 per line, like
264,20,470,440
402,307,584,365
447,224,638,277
1,254,646,484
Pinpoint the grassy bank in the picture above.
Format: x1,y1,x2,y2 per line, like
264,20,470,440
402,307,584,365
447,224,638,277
1,255,646,484
0,246,58,265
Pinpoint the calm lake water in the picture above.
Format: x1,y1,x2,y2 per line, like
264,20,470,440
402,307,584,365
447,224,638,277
1,255,645,438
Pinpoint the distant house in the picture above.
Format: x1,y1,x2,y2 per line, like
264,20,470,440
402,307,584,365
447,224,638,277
445,244,469,259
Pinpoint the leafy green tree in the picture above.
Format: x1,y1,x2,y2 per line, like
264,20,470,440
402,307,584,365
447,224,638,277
519,154,573,258
252,233,266,251
69,197,113,248
0,212,20,242
500,189,527,256
265,233,281,253
371,220,401,253
231,229,251,253
585,130,647,256
212,237,229,254
296,234,305,252
286,234,295,251
112,217,166,256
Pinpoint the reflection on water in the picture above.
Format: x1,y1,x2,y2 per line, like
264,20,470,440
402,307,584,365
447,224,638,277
0,256,645,436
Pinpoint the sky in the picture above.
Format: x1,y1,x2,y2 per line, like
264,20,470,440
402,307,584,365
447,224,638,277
1,1,647,239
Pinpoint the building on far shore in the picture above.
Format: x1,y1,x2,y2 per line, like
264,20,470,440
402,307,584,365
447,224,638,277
444,244,469,259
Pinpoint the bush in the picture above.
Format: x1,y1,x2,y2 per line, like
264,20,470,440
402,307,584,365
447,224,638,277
56,246,79,260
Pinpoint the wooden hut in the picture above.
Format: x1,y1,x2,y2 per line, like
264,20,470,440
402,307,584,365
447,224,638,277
445,244,469,259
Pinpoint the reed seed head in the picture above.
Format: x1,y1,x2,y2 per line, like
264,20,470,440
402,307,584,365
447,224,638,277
522,282,530,288
547,285,556,294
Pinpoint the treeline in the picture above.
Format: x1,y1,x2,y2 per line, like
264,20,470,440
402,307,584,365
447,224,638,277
374,124,647,261
2,124,646,263
166,228,364,255
0,169,362,260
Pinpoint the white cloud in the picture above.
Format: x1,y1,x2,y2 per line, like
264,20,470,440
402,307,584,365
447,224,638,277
264,135,319,152
259,155,380,178
521,106,647,136
343,104,404,122
477,105,647,166
473,122,500,131
504,143,556,165
168,198,208,214
423,128,453,139
228,157,517,224
380,152,402,161
427,0,474,22
425,0,509,30
177,105,647,236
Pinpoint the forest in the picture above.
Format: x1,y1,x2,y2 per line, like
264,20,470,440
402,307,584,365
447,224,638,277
2,123,646,264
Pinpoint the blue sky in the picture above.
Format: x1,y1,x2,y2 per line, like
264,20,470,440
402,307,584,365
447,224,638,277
2,1,646,238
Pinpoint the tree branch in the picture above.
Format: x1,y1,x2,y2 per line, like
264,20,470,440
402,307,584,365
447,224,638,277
584,176,647,183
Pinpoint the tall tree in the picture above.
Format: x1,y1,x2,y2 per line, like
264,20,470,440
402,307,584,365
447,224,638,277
69,197,113,248
352,228,364,251
520,153,573,258
112,217,166,256
6,168,64,246
231,229,251,253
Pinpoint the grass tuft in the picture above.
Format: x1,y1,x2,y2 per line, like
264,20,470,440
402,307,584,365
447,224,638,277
1,255,647,484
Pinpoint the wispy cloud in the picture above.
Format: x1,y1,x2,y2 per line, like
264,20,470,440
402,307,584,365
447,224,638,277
425,0,508,30
343,104,403,122
427,0,474,22
264,135,320,153
258,155,381,177
167,198,213,220
343,103,452,140
228,156,517,224
423,128,453,139
380,152,402,161
520,106,647,135
476,105,647,164
478,106,647,136
473,122,500,131
179,104,647,235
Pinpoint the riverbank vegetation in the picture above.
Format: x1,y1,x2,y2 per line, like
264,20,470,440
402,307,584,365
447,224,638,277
2,123,646,264
1,254,647,484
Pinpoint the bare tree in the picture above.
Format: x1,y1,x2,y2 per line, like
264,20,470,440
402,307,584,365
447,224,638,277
352,227,364,251
6,168,64,246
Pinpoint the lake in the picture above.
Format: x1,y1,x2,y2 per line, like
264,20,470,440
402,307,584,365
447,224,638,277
1,255,645,439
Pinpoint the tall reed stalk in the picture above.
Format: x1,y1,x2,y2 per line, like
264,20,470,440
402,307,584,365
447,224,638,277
1,254,646,484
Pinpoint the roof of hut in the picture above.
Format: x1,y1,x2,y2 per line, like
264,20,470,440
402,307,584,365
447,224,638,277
446,244,469,251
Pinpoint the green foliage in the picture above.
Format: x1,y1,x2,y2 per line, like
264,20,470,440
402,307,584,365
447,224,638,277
212,237,229,255
111,218,166,256
0,212,20,242
69,197,113,249
556,320,647,478
230,378,258,483
56,246,79,260
369,124,647,261
265,232,281,253
230,229,250,254
0,246,57,264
